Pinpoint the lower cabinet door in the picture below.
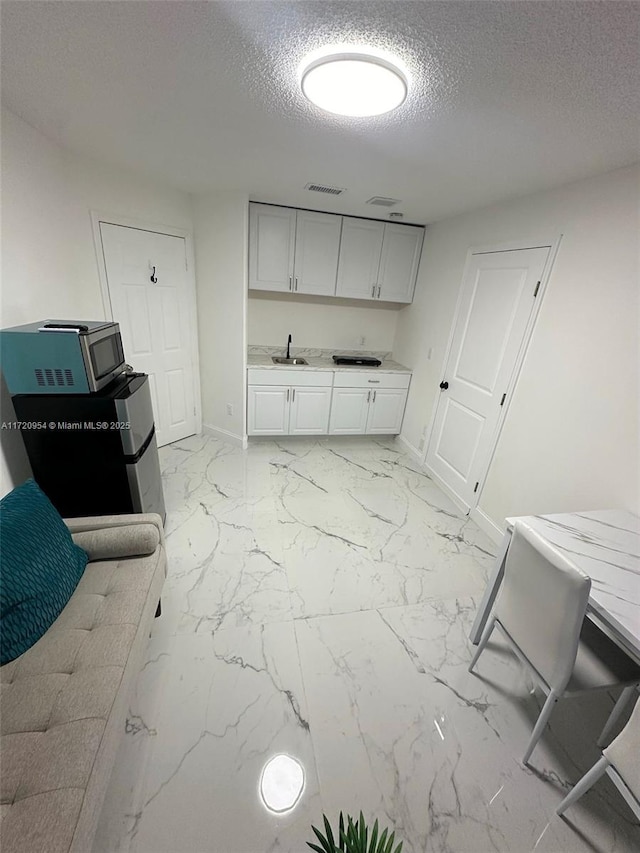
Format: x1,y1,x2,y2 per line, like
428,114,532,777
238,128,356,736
289,386,332,434
329,388,371,434
366,388,408,434
248,386,289,435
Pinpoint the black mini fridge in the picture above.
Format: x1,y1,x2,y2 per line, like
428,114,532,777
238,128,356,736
13,373,166,522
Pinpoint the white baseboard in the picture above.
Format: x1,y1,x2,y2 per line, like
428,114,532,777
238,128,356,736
398,436,474,518
422,461,471,515
396,433,422,462
470,505,504,545
202,423,247,449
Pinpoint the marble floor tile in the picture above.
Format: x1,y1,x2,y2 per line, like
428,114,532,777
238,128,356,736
95,434,640,853
93,634,175,853
113,624,320,853
296,603,639,853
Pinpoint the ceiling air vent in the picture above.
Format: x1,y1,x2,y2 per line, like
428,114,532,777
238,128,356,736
305,182,346,196
366,196,401,207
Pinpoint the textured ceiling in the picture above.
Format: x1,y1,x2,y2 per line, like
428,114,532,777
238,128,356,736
1,1,639,223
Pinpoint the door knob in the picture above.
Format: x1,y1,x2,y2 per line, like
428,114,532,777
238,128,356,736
439,381,449,390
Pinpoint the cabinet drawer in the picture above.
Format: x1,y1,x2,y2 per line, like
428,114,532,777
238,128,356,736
247,368,333,387
332,371,410,389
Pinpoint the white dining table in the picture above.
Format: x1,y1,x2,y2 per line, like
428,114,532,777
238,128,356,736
469,509,640,661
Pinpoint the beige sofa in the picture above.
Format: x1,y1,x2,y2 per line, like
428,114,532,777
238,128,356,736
1,513,166,853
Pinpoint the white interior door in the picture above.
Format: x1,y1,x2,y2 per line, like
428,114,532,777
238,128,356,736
426,246,550,509
99,222,198,447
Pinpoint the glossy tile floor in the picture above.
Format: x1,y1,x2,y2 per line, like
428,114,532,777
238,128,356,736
94,435,640,853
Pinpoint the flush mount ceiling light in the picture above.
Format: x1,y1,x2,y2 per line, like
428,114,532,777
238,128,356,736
301,52,407,117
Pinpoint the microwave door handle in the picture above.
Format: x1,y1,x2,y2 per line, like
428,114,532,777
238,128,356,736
38,323,89,333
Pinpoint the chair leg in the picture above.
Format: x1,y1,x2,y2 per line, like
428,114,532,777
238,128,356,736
607,767,640,822
597,684,637,747
469,617,497,673
556,756,610,816
523,690,558,764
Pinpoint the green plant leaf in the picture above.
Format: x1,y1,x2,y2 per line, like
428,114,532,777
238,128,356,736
369,819,378,853
339,812,346,851
347,814,357,844
359,811,366,851
323,814,336,850
383,831,395,853
393,842,403,853
307,844,328,853
377,828,388,853
311,823,335,853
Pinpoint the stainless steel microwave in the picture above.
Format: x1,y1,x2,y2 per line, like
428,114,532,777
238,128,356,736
0,320,126,394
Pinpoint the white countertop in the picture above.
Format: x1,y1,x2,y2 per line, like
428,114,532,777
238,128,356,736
247,354,411,373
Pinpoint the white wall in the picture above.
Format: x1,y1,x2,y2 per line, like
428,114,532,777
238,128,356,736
248,293,400,352
394,164,640,531
193,193,248,443
0,107,194,494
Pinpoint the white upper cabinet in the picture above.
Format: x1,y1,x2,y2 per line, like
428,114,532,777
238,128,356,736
249,204,296,292
336,219,424,304
248,202,424,304
335,218,385,300
293,210,342,296
377,224,424,303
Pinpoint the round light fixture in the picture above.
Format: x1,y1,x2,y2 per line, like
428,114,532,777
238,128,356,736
301,52,407,117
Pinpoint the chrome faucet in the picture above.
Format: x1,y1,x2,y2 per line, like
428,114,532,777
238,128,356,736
286,334,292,359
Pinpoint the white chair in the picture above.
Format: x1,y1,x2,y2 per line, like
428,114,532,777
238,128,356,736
468,520,640,764
556,696,640,820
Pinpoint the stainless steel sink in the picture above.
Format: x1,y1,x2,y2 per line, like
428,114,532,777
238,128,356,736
272,357,308,365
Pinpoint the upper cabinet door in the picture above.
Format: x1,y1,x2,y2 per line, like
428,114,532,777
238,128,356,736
249,204,296,292
293,210,342,296
335,218,385,300
377,224,424,303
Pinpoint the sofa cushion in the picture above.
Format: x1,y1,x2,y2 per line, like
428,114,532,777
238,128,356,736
0,789,84,853
71,523,160,561
0,480,88,665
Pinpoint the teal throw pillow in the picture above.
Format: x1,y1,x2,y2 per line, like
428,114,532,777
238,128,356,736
0,478,88,665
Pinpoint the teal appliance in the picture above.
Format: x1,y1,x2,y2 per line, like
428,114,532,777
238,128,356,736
0,320,125,394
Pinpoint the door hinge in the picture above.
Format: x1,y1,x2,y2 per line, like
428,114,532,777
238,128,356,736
500,393,506,406
533,280,540,297
473,482,479,493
